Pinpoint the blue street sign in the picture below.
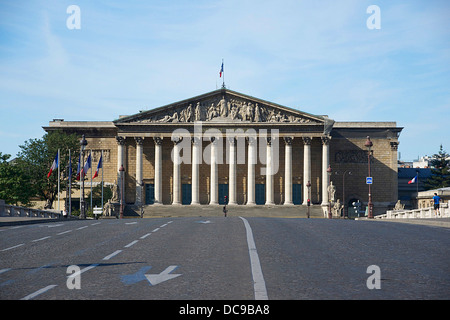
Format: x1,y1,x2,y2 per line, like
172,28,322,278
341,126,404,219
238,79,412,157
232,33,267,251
366,177,373,184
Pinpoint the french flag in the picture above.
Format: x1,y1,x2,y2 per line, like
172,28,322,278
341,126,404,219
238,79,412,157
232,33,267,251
408,174,417,184
219,62,223,78
93,154,102,179
80,153,91,179
47,152,59,178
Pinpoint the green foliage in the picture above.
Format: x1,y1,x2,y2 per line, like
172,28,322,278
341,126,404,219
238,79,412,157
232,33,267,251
14,130,80,208
0,153,34,205
424,145,450,190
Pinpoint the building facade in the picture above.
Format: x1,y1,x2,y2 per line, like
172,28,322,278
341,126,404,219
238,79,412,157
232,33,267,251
44,89,402,216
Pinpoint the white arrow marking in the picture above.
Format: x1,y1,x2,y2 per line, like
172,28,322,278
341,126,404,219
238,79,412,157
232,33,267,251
145,266,181,286
197,220,211,224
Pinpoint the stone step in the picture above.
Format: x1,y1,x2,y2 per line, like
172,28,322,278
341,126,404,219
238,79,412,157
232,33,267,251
125,204,325,218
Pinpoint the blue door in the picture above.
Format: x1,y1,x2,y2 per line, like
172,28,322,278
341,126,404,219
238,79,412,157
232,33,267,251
145,184,154,205
219,184,228,204
293,184,302,205
182,184,191,205
255,184,265,205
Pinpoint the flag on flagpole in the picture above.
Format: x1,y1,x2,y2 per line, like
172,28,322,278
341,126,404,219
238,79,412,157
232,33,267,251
76,154,81,180
408,174,417,184
81,153,91,179
47,152,59,178
93,154,102,179
219,61,224,78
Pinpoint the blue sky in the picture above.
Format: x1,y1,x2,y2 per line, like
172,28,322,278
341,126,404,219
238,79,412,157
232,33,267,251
0,0,449,161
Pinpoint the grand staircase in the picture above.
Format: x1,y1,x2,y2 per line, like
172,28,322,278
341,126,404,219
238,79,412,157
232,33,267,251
125,204,324,218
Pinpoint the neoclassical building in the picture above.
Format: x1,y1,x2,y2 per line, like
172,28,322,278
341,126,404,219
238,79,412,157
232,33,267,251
44,88,402,216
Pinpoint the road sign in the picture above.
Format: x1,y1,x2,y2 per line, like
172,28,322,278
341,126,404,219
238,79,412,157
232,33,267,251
366,177,373,184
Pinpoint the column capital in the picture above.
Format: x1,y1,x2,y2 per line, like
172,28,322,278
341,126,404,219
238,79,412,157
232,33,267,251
153,137,163,145
172,136,183,145
302,137,312,145
191,137,202,145
134,137,144,145
116,136,126,145
283,136,294,145
321,136,331,145
246,136,257,145
227,137,237,145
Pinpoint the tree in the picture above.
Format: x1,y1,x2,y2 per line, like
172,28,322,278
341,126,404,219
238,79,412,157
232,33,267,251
424,145,450,190
0,153,34,205
15,131,80,208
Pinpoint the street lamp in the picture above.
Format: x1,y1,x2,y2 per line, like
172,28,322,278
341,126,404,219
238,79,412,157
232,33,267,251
306,180,311,218
365,136,374,219
327,165,332,219
79,135,88,219
119,164,125,219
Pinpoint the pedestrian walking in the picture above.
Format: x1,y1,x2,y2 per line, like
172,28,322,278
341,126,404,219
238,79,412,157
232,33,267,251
223,205,228,217
433,193,441,217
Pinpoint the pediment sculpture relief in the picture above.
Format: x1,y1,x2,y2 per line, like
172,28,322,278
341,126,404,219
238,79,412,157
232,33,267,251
135,96,319,124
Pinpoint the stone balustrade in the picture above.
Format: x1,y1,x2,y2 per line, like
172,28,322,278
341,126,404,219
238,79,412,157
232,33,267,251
0,200,65,219
376,201,449,219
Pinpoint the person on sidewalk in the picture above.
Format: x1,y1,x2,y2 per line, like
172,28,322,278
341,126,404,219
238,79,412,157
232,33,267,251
433,193,441,217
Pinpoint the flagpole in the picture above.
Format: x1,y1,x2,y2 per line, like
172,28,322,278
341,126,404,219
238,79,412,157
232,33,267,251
69,149,72,216
90,150,93,212
57,149,60,212
101,150,104,212
222,59,225,88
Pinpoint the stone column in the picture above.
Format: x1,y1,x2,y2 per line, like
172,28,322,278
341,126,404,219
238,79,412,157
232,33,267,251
116,136,126,172
228,137,237,205
172,137,182,205
209,137,218,205
153,137,163,205
134,137,144,206
191,137,201,205
246,137,256,205
321,136,331,207
302,137,312,205
284,137,293,205
265,138,274,205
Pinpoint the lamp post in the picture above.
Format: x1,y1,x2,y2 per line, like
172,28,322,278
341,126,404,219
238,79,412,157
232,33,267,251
306,180,311,218
327,165,332,219
119,164,125,219
79,135,88,219
365,136,374,219
335,170,352,218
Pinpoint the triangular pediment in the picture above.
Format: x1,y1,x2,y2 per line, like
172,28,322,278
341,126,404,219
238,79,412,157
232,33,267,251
114,89,326,125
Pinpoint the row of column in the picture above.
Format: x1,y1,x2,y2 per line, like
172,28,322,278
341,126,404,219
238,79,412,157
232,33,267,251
117,135,331,206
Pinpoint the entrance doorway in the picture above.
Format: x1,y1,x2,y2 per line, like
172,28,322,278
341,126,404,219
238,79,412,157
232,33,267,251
218,184,228,204
182,184,191,205
255,184,265,205
145,184,154,205
292,184,302,205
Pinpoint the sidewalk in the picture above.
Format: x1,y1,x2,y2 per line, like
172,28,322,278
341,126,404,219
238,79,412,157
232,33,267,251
359,217,450,228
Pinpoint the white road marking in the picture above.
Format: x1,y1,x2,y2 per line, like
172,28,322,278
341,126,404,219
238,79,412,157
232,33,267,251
91,222,101,226
67,263,99,278
140,233,151,239
239,217,268,300
21,285,57,300
0,268,11,275
152,228,160,232
1,244,25,251
57,230,73,235
160,223,167,228
125,222,137,225
125,240,138,248
103,250,122,260
76,225,88,230
32,236,51,242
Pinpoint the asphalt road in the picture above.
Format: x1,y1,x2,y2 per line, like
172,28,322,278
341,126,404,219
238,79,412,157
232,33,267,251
1,217,449,301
